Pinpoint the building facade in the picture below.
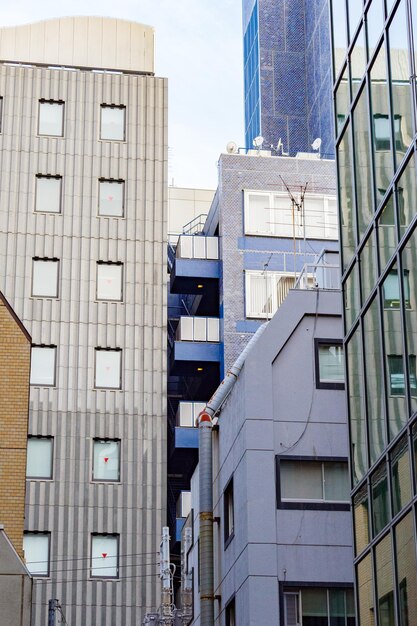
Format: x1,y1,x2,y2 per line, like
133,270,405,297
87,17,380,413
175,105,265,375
0,17,167,625
0,291,31,557
167,150,338,570
330,1,417,625
183,284,354,626
242,0,335,158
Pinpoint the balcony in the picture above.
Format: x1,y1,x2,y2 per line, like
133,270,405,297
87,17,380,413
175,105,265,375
169,235,220,294
174,401,205,449
176,316,220,342
176,491,191,542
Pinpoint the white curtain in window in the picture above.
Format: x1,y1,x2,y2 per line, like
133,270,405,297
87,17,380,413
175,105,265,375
272,195,293,237
245,193,270,234
324,462,350,501
93,440,120,481
23,534,49,575
99,181,124,216
91,536,118,577
96,264,123,301
35,177,61,213
280,461,323,500
32,260,59,297
30,347,56,386
100,107,125,141
319,344,344,382
26,438,53,478
39,102,64,136
95,350,121,389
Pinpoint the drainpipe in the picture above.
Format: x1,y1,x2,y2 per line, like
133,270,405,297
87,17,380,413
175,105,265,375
197,322,268,626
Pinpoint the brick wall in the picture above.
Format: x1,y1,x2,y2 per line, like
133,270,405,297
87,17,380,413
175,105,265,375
0,294,30,556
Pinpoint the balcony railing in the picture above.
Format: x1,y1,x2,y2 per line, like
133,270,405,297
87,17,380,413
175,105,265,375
293,263,340,291
176,317,220,342
176,401,206,427
176,235,219,260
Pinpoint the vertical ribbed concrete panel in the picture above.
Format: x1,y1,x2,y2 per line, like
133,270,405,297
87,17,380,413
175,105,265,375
0,62,167,625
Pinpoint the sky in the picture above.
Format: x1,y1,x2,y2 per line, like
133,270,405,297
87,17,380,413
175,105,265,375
1,0,244,190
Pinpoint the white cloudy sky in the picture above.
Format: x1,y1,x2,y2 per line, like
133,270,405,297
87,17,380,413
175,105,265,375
1,0,244,190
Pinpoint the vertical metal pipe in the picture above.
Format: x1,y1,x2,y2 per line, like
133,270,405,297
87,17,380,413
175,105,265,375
198,414,214,626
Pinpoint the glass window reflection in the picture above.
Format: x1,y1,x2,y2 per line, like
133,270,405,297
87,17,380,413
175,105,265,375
338,124,356,270
366,0,384,61
344,262,360,332
371,461,390,536
353,87,373,240
348,326,368,483
370,43,393,200
375,534,395,626
390,435,411,515
354,482,370,554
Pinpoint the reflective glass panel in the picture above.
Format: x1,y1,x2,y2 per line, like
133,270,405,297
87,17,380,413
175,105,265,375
353,87,373,240
344,262,360,332
280,461,323,500
336,67,349,135
354,482,370,554
397,153,417,239
348,0,363,42
388,0,413,169
350,24,366,97
390,434,411,515
366,0,384,60
363,297,387,465
323,462,350,501
360,230,377,303
100,106,125,141
377,194,397,271
357,553,375,626
347,326,368,483
370,43,393,199
332,0,348,78
38,101,64,137
395,513,417,626
35,176,62,214
338,123,356,270
318,344,345,383
371,461,390,536
376,533,395,626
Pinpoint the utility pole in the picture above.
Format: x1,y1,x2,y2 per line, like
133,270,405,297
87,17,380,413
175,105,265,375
48,599,58,626
181,526,193,624
160,527,173,626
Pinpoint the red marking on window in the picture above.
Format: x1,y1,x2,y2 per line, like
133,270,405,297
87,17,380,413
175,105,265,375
102,553,107,558
108,196,113,201
104,457,109,463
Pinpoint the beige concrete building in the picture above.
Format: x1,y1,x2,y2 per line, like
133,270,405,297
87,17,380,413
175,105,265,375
0,17,167,625
168,186,215,243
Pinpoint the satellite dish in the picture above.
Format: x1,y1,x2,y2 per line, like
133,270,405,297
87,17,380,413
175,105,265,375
253,135,264,148
311,137,322,151
226,141,238,154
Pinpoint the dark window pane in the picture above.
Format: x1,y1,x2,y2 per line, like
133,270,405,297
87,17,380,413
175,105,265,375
390,435,411,515
302,589,328,626
347,327,368,483
372,462,390,536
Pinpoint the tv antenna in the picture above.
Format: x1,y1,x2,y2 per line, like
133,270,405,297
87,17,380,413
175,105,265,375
279,176,309,277
274,138,289,156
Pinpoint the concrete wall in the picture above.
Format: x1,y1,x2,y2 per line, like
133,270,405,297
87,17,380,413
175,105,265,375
0,527,32,626
0,293,31,557
168,187,215,243
0,28,167,625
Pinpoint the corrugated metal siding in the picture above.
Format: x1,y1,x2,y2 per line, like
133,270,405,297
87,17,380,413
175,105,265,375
0,64,167,625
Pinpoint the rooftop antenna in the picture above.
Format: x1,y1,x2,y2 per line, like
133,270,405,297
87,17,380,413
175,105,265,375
279,176,309,278
275,138,289,156
252,135,264,154
311,137,322,157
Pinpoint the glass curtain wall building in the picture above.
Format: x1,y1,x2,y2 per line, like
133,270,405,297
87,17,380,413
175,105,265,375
330,1,417,625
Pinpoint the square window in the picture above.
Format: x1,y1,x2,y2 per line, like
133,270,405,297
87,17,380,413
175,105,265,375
98,179,125,217
224,477,234,546
35,175,62,214
32,258,59,298
315,339,345,389
91,534,119,578
388,354,417,396
26,437,53,479
100,104,126,141
38,100,64,137
96,262,123,301
23,532,50,576
30,346,56,386
95,348,122,389
383,269,410,309
93,439,121,482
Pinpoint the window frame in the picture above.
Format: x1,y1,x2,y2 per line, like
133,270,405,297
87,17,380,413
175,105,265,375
90,533,120,580
92,438,121,483
96,261,124,302
34,174,62,214
23,531,51,577
280,584,355,626
100,103,126,142
30,344,57,387
38,99,65,137
94,347,122,390
387,354,417,397
225,596,236,626
26,435,54,480
244,270,296,319
223,476,235,548
98,178,125,217
276,455,351,511
31,257,60,299
314,338,345,390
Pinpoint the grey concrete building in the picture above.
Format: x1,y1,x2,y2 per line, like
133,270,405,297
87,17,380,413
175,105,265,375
0,526,32,626
183,278,354,625
0,17,167,625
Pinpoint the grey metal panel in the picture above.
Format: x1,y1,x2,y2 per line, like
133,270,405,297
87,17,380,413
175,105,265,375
0,62,167,625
